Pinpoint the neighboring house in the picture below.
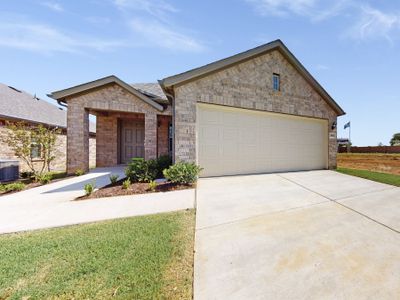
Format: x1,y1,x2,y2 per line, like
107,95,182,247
0,83,96,172
49,39,345,177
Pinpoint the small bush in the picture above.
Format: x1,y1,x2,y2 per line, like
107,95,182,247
2,182,26,193
36,173,52,185
122,178,131,190
84,182,95,196
20,171,34,179
75,169,85,176
156,155,172,178
148,180,157,192
125,158,158,183
109,174,120,185
163,162,202,185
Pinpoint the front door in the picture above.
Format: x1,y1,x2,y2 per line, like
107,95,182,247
120,120,145,164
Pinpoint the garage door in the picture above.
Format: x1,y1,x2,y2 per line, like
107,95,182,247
197,103,328,177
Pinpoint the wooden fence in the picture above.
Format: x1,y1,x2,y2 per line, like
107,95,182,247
338,146,400,154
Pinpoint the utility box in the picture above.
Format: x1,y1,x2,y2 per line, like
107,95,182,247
0,159,19,182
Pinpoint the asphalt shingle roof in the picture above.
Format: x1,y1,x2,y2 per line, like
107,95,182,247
131,83,168,102
0,83,95,133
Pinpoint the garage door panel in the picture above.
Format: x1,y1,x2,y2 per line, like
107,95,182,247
197,104,328,177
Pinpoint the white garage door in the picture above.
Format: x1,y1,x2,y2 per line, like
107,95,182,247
197,103,328,177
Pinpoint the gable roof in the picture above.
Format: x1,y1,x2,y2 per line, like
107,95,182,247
160,39,345,116
49,75,164,111
0,83,96,133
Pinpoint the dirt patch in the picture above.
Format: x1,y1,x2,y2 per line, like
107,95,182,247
337,153,400,175
161,209,195,299
77,181,195,200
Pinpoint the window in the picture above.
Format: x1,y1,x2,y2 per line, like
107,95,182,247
273,73,280,91
30,139,42,159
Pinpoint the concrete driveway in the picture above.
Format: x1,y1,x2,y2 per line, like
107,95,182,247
195,170,400,300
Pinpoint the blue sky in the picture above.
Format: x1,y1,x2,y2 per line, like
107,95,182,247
0,0,399,146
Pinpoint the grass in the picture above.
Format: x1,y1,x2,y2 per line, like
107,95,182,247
337,167,400,187
0,210,195,300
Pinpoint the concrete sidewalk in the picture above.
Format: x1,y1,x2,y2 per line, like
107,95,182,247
0,166,195,234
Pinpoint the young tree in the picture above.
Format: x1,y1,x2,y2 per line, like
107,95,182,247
1,122,61,177
390,133,400,146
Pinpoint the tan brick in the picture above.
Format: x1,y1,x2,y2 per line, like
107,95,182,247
173,49,339,169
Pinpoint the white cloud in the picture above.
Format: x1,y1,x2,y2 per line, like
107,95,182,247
348,6,400,41
246,0,350,20
113,0,178,19
246,0,315,17
246,0,400,42
316,64,329,70
0,21,125,54
41,1,64,12
112,0,206,52
129,19,205,52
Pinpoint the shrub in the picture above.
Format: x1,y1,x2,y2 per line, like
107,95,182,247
75,169,85,176
2,182,26,193
156,155,172,178
163,162,202,185
122,178,131,190
109,174,119,185
125,158,158,183
148,180,157,192
36,173,52,185
84,182,95,196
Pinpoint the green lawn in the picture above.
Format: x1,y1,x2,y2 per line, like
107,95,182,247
337,167,400,187
0,210,195,300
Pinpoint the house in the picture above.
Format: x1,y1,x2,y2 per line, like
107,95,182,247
49,39,345,177
0,83,96,172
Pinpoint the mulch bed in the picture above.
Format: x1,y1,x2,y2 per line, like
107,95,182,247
0,173,72,197
77,181,195,200
0,181,40,196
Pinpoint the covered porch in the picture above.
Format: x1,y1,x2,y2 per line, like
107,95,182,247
95,111,171,167
49,76,172,174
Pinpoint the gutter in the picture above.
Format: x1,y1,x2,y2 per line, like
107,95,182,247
57,99,68,108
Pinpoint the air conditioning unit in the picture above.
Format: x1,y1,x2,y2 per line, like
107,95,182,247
0,159,19,182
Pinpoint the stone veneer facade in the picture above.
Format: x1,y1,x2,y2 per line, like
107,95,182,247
173,49,339,169
66,83,171,174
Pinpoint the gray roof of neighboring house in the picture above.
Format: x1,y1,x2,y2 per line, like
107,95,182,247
0,83,96,133
131,83,168,103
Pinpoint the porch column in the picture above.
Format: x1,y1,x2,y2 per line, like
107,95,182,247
144,113,157,160
67,101,89,174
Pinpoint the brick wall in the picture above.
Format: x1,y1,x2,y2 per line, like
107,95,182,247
174,49,339,169
66,85,171,172
96,115,118,167
157,115,171,157
0,125,96,172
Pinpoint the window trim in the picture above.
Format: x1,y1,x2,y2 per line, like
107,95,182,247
30,139,43,160
273,73,280,91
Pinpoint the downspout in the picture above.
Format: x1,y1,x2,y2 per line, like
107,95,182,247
158,81,176,164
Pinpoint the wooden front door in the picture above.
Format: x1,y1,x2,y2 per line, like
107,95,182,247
120,120,145,164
